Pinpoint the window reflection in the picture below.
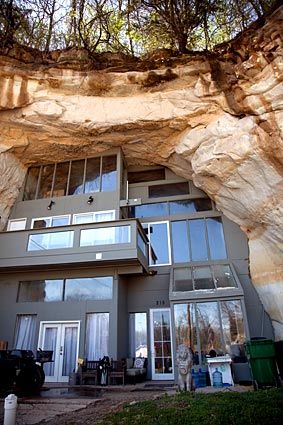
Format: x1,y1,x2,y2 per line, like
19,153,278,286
174,304,198,361
169,198,212,214
193,267,214,290
101,155,117,192
53,162,69,197
171,221,190,263
80,225,130,246
68,159,85,195
149,182,189,198
23,167,40,200
132,203,168,218
207,217,227,260
18,280,63,302
129,312,147,358
37,164,55,199
189,219,208,261
27,231,74,250
220,300,245,356
85,157,100,193
65,277,113,300
145,222,170,265
174,268,193,292
197,302,223,356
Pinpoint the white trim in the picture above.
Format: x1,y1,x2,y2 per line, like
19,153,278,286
72,210,115,224
7,218,27,231
144,221,171,266
38,320,80,383
150,308,174,380
31,215,71,229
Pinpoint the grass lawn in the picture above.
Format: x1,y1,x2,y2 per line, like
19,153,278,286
98,388,283,425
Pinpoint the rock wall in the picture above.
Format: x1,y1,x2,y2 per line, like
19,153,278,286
0,8,282,338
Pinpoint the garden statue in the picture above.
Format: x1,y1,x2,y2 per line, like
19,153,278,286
176,344,193,391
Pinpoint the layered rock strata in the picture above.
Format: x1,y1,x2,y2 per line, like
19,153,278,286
0,8,282,338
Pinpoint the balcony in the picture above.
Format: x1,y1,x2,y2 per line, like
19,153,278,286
0,219,150,273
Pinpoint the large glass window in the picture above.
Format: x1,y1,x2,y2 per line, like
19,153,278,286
73,210,115,225
53,162,69,197
189,219,208,261
171,217,227,264
174,300,246,364
101,155,117,192
37,164,55,199
174,303,197,360
18,280,64,302
131,202,168,218
80,225,130,246
171,221,190,263
144,222,171,266
149,182,189,198
85,157,101,193
169,199,212,214
23,167,40,200
129,313,148,358
128,168,165,183
207,217,227,260
173,265,237,292
68,159,85,195
22,155,118,200
65,277,113,301
27,231,74,251
86,313,109,360
17,277,113,302
14,315,37,350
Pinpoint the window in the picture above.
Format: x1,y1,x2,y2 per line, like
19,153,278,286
7,218,27,231
22,155,118,200
68,159,85,195
130,199,212,219
173,265,237,292
171,218,227,264
53,162,70,196
129,313,148,358
37,164,55,199
149,182,189,198
65,277,113,301
18,280,64,302
169,199,212,214
174,300,246,364
23,167,40,200
32,215,70,229
27,231,74,251
143,222,171,266
80,225,130,246
14,315,37,350
131,203,168,218
128,169,165,184
86,313,109,360
101,155,117,192
18,277,113,302
73,210,115,225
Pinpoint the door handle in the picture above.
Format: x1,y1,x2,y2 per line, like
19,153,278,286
60,346,63,355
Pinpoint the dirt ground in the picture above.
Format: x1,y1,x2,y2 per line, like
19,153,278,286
0,385,173,425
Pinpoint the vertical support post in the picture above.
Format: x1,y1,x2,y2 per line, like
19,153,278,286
4,394,17,425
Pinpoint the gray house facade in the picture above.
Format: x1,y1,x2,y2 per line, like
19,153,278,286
0,148,274,383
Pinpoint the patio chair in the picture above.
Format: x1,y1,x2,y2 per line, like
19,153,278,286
109,360,125,385
125,357,147,384
81,360,100,385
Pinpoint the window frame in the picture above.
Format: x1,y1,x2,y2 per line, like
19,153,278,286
7,218,27,231
143,220,172,266
72,210,115,225
31,215,71,229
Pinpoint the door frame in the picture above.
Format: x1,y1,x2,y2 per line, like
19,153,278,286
38,320,80,383
150,308,174,380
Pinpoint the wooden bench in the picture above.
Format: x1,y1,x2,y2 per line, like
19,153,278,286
81,360,100,385
109,360,125,385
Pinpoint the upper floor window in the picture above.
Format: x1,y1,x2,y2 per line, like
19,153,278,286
23,155,117,201
31,215,70,229
130,199,212,218
171,217,227,263
148,182,189,198
7,218,27,231
143,221,171,266
128,168,165,184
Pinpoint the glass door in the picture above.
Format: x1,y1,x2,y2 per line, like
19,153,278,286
150,309,174,380
38,322,79,383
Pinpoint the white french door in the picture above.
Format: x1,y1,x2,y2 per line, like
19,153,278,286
38,321,80,383
150,309,174,380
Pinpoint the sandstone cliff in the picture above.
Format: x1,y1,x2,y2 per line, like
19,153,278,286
0,7,282,339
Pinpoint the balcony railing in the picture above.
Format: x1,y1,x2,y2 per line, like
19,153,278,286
0,219,149,273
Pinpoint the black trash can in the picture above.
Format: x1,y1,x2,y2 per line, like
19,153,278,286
275,341,283,379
